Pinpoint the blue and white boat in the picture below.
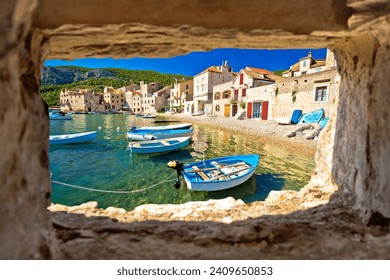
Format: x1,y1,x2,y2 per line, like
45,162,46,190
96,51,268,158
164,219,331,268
127,128,193,141
49,131,97,145
167,154,259,191
298,108,324,124
142,114,157,119
128,136,191,154
129,123,192,132
49,111,73,120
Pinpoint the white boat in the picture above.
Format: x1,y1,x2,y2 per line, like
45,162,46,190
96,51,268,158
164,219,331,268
130,123,192,131
49,131,97,145
142,114,157,119
49,111,72,120
192,110,204,116
127,129,193,141
128,136,191,154
167,154,259,191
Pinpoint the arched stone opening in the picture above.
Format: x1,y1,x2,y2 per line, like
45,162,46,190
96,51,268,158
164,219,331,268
0,0,389,259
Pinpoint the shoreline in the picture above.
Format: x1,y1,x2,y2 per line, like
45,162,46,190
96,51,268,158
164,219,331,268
162,113,318,156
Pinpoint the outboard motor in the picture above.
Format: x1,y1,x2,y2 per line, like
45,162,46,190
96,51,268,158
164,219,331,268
167,160,184,189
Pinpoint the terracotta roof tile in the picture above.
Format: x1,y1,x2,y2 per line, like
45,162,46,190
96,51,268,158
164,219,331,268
246,66,272,75
198,66,222,75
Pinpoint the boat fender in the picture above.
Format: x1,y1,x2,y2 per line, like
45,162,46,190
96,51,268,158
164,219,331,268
167,160,184,189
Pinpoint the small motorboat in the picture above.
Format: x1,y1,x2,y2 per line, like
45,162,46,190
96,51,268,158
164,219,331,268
167,154,259,191
142,114,157,119
128,136,191,154
49,131,97,145
49,111,72,120
127,129,193,141
129,123,192,132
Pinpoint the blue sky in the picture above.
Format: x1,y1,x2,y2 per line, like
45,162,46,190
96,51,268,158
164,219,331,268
44,48,327,76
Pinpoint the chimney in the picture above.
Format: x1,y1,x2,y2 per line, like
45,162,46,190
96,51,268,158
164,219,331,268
308,52,312,58
224,60,229,67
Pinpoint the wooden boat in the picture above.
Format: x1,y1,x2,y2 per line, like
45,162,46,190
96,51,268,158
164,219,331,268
49,111,72,120
49,131,97,145
129,123,192,131
192,110,204,116
128,136,191,154
127,128,193,141
298,108,324,124
167,154,259,191
142,114,157,119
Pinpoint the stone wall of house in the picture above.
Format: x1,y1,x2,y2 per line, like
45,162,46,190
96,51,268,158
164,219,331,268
0,0,389,259
246,84,276,119
272,69,339,119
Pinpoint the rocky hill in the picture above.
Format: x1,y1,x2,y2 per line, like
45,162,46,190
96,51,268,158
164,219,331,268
42,66,115,85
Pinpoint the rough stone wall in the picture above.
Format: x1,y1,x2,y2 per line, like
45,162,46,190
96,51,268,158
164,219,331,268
332,22,390,223
273,69,339,118
0,0,58,259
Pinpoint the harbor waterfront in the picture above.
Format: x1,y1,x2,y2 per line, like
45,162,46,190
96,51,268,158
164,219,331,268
49,113,315,211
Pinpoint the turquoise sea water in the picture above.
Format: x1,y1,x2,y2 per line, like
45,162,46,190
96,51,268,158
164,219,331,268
49,114,315,210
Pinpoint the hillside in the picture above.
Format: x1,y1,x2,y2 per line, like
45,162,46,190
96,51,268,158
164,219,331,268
41,66,192,107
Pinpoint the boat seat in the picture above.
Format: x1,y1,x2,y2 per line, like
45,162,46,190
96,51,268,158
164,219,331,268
211,161,248,175
159,140,169,146
192,166,209,181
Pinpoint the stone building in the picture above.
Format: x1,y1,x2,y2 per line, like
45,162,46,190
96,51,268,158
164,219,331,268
271,69,339,119
212,81,234,117
124,90,142,114
169,79,193,113
139,81,163,113
142,85,172,113
59,88,105,113
232,67,274,102
282,50,333,77
192,61,235,113
245,84,277,120
268,49,339,119
103,88,125,111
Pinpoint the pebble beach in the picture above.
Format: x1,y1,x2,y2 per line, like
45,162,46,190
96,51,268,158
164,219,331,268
164,113,318,155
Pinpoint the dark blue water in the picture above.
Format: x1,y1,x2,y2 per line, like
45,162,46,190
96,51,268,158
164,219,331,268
49,114,315,210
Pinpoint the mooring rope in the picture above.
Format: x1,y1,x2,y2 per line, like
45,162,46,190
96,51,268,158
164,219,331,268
51,171,177,194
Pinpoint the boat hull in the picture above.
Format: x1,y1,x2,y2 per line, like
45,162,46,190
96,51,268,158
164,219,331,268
49,116,73,120
49,111,73,120
182,154,259,191
298,108,324,124
129,136,191,154
49,131,97,145
127,129,193,141
132,123,192,131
